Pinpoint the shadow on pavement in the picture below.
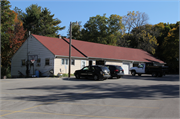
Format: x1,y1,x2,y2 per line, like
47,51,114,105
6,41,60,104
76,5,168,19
122,75,179,82
5,80,179,104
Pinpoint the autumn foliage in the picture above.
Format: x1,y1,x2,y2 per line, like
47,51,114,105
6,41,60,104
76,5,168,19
1,2,26,77
8,11,26,53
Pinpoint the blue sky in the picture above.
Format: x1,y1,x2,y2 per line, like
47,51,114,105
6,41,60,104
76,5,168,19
9,0,179,36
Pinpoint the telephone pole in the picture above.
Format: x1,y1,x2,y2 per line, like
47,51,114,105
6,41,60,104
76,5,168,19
68,22,72,78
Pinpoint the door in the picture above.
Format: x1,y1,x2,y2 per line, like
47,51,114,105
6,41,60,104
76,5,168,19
87,66,94,77
122,63,130,75
81,60,86,68
136,64,145,73
80,66,89,76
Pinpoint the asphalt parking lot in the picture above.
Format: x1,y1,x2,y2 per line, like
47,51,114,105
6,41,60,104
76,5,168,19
0,75,179,119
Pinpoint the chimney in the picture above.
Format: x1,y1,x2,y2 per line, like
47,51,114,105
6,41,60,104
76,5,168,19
59,35,61,39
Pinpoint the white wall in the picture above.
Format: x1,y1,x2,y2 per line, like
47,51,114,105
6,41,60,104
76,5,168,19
106,61,122,66
54,58,89,75
11,35,55,77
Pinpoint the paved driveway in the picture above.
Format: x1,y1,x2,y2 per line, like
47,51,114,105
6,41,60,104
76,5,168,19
0,75,179,119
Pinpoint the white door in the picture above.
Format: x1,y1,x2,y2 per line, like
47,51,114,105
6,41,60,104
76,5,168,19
122,63,130,75
136,64,145,73
81,60,86,69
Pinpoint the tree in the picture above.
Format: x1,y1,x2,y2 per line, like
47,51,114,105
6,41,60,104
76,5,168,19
123,11,149,34
13,6,26,21
8,11,26,55
162,22,179,73
23,4,65,37
1,0,15,77
154,22,171,59
81,14,123,45
67,21,82,40
130,24,159,54
116,33,131,47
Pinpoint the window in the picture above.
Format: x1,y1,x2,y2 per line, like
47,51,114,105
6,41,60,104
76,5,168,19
81,60,86,68
45,59,50,65
62,59,64,65
82,66,89,71
138,64,144,68
36,58,41,67
62,59,75,65
21,59,26,66
71,59,75,65
65,59,68,65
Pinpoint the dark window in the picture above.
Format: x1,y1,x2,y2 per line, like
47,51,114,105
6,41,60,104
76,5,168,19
21,59,26,66
65,59,68,65
45,59,50,65
71,59,75,65
89,61,92,66
62,59,75,65
62,59,65,65
36,58,41,67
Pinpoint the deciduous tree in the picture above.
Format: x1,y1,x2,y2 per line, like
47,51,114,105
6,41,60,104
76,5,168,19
123,11,149,34
130,24,159,54
81,14,123,45
162,22,179,73
67,21,82,40
1,0,15,76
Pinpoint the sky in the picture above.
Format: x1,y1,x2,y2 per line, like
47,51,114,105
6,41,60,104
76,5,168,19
9,0,179,36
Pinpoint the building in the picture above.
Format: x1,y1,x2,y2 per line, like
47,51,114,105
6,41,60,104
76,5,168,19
11,34,165,77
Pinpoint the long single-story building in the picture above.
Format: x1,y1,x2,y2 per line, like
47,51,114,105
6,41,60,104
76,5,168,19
11,34,165,77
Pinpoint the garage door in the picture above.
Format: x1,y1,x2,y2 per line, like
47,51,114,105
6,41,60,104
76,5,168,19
122,63,130,75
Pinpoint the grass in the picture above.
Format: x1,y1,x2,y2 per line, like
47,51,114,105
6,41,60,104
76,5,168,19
54,73,74,78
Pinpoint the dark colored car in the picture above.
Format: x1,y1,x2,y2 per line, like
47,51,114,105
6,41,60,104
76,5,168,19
105,65,124,78
74,65,111,81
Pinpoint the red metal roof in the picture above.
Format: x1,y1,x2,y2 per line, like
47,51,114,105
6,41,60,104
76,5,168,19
32,34,164,63
64,38,165,63
32,34,85,58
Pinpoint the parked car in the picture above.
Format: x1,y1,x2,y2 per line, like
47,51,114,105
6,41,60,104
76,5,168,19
105,65,124,79
74,65,111,81
129,62,168,77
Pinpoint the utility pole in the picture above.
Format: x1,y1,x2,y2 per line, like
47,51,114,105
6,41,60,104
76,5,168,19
26,31,30,77
68,22,72,78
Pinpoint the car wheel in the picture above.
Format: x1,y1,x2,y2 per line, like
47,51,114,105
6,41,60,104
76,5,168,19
93,75,99,81
158,73,162,77
152,72,157,77
75,74,80,79
138,74,141,76
131,71,136,76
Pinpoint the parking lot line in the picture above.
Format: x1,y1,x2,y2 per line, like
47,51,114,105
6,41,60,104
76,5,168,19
0,110,133,119
0,100,159,109
0,88,96,117
54,102,159,109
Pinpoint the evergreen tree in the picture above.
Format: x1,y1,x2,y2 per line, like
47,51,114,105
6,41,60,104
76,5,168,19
23,4,65,37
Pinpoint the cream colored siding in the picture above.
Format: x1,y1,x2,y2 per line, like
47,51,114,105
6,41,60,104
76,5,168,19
105,61,122,66
54,58,89,75
11,36,54,77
